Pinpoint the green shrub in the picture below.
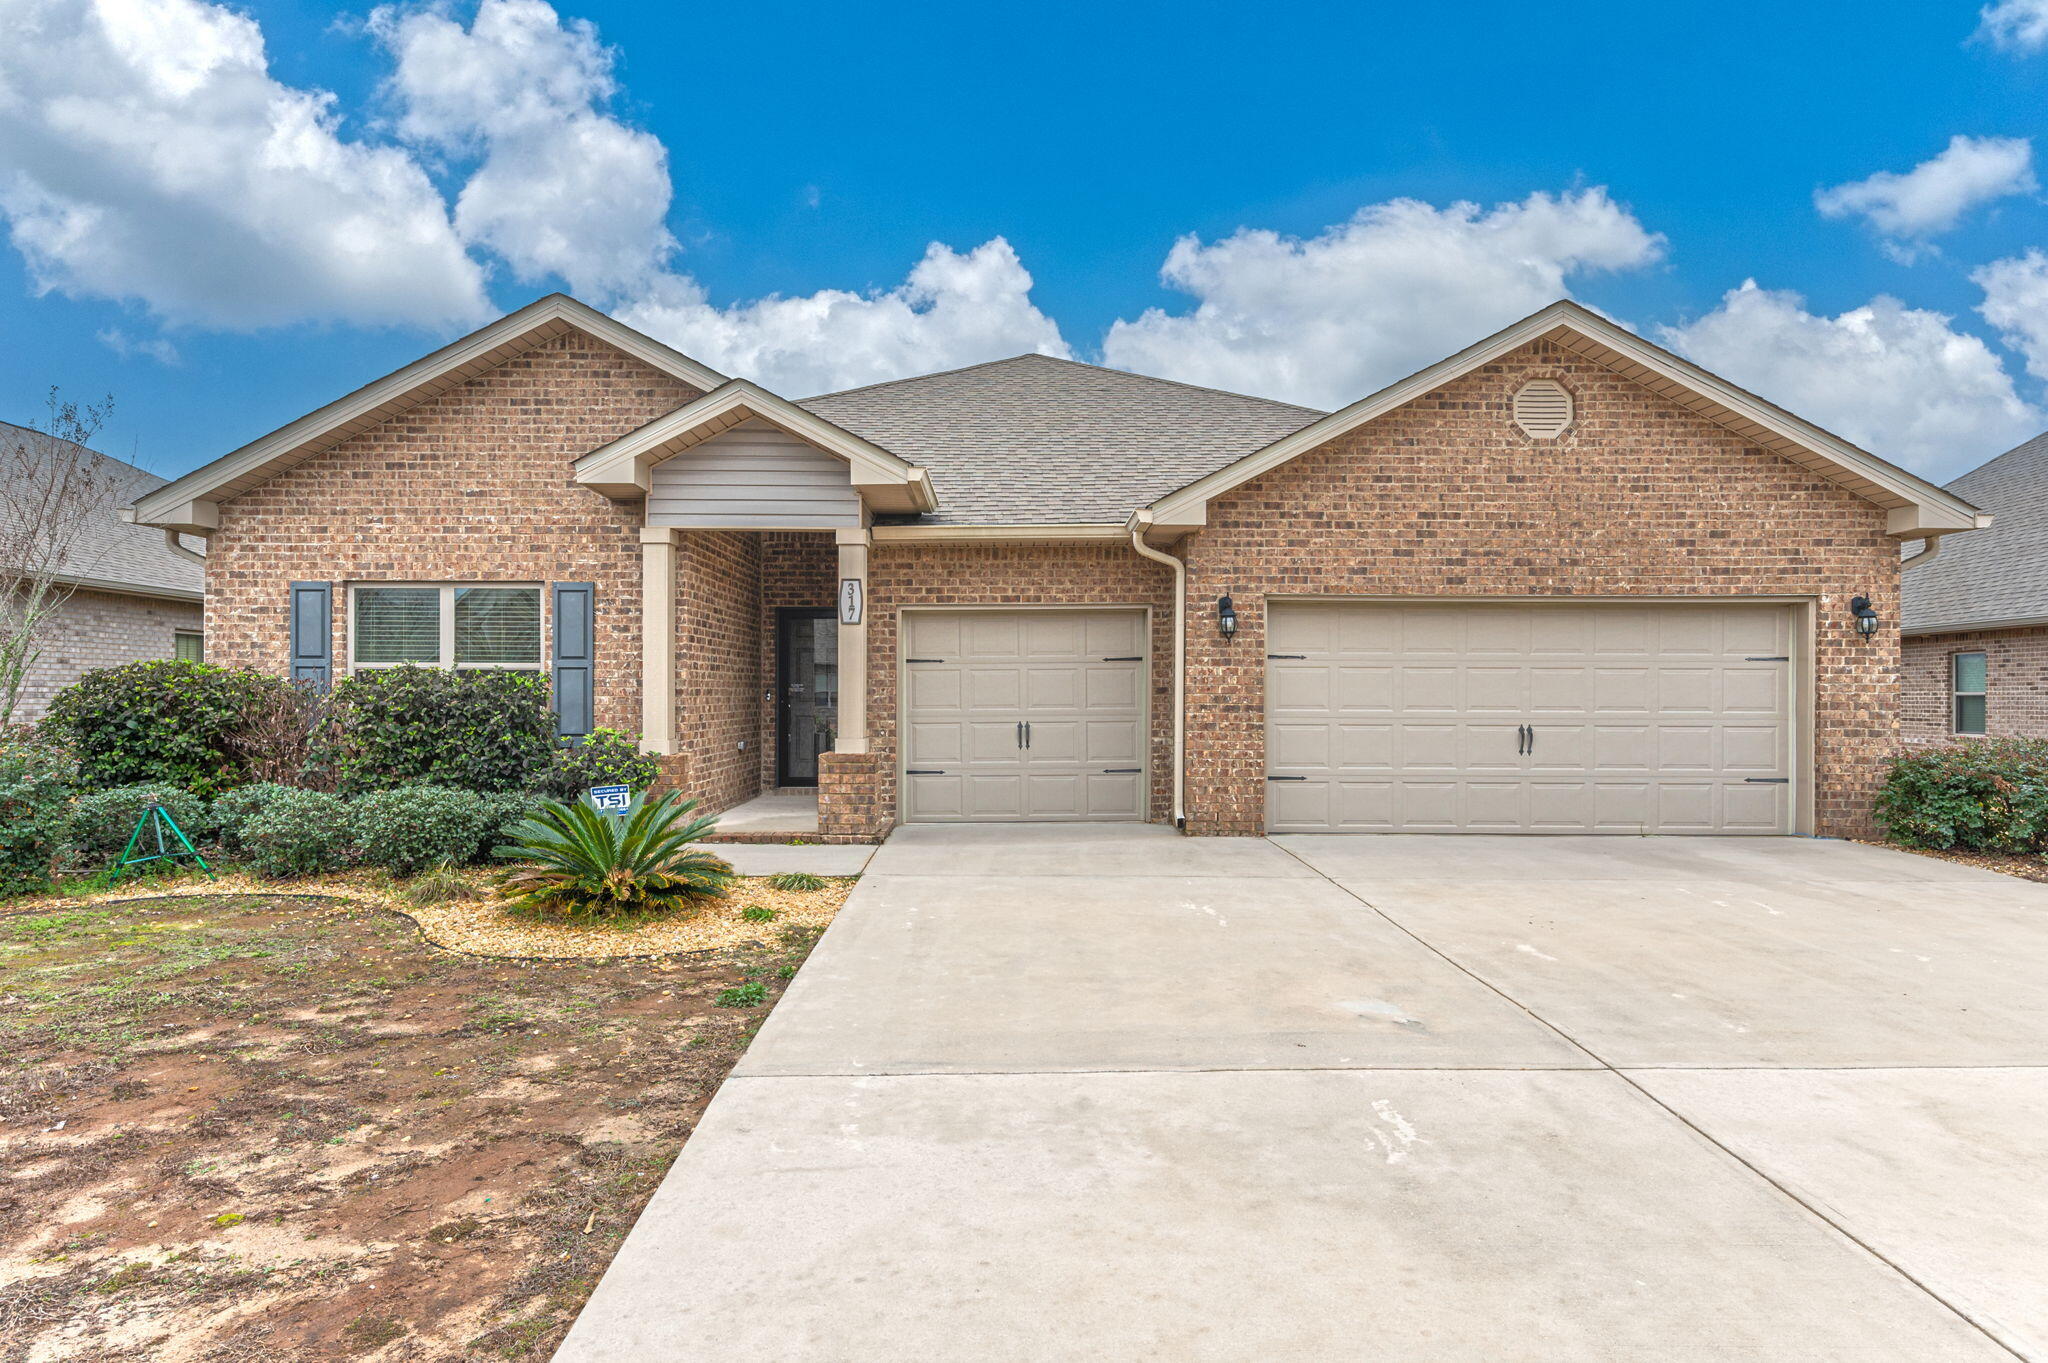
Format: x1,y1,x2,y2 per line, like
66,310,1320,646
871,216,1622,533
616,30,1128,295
349,785,492,877
209,782,296,851
43,661,284,795
314,667,554,795
69,783,212,858
1877,739,2048,853
241,788,352,878
541,728,661,800
495,791,732,917
0,739,76,895
479,790,547,861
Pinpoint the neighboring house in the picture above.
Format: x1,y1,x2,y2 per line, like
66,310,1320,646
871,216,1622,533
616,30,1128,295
127,295,1983,839
3,421,205,723
1901,430,2047,743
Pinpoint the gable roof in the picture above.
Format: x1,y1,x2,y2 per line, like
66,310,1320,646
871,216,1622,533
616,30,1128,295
1143,299,1989,541
799,353,1324,526
127,294,726,534
1902,430,2048,634
2,422,204,601
574,378,936,514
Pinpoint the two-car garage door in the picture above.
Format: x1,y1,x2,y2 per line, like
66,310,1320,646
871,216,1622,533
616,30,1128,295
1266,601,1796,834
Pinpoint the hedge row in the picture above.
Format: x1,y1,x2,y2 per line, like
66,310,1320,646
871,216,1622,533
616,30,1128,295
1877,739,2048,854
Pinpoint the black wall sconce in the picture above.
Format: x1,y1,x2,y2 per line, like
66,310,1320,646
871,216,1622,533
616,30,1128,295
1217,595,1238,639
1849,595,1880,637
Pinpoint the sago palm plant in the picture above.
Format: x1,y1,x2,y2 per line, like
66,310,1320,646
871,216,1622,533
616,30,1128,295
493,790,734,917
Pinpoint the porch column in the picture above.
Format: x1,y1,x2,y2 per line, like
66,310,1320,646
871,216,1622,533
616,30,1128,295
834,527,870,754
640,526,678,755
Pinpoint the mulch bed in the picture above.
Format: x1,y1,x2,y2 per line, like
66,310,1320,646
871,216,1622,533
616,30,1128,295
0,889,835,1360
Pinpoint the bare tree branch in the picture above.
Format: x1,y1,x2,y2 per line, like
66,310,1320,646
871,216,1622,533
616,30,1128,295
0,389,121,724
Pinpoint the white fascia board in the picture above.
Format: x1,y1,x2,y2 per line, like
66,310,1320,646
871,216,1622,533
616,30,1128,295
1146,300,1985,536
130,294,726,528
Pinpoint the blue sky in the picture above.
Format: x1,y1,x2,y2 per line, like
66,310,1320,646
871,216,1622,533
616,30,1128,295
7,0,2048,481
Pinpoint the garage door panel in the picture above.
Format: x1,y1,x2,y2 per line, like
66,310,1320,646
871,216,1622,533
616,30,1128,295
903,610,1147,823
1266,602,1794,835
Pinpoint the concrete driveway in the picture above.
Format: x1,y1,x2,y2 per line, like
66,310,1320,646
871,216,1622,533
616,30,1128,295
555,827,2048,1361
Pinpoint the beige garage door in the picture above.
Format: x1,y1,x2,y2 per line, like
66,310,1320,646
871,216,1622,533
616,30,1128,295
902,609,1147,822
1266,601,1795,834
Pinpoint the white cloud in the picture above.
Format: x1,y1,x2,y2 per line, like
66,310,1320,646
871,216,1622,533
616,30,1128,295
371,0,674,300
1099,189,1664,409
1814,135,2035,256
616,238,1071,396
1659,280,2043,478
1975,249,2048,381
1977,0,2048,52
95,327,180,364
0,0,488,330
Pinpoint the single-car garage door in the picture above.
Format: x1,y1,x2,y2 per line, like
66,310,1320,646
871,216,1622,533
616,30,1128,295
902,609,1148,822
1266,601,1795,834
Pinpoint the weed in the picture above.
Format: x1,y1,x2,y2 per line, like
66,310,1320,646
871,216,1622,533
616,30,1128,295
764,872,826,892
211,1212,244,1228
740,905,776,923
401,862,483,908
714,982,766,1008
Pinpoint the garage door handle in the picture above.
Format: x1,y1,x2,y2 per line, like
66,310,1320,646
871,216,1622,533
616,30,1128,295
1267,775,1307,782
1103,768,1142,773
906,769,946,775
1745,656,1789,662
1744,777,1789,784
1267,653,1306,660
1103,655,1143,661
906,657,944,663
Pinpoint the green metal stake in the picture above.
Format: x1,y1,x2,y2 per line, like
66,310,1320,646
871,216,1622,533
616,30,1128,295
114,800,213,879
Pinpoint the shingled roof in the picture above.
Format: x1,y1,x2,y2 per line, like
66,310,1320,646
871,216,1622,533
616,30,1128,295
1903,429,2048,634
1,421,204,601
798,353,1324,525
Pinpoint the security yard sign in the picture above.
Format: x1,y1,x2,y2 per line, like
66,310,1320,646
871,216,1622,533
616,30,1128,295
587,784,633,814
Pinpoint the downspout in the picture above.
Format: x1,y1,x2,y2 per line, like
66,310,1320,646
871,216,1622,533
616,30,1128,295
162,529,207,566
1128,511,1186,828
1901,536,1942,570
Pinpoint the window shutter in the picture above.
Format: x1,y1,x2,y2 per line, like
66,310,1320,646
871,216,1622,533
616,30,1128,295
551,582,596,740
289,582,333,692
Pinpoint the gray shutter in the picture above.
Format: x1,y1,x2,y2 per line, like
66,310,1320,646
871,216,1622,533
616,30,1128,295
551,582,595,740
288,581,332,691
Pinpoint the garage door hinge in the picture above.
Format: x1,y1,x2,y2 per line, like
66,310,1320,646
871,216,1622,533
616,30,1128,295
1744,655,1790,662
906,657,944,663
1267,775,1307,781
1744,777,1790,784
906,769,946,775
1266,653,1306,660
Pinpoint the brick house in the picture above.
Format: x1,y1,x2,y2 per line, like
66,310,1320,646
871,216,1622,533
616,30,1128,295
4,421,205,723
126,295,1984,839
1901,429,2047,744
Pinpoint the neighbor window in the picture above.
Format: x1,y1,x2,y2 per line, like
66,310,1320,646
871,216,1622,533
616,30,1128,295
350,585,541,671
173,631,203,663
1953,651,1987,736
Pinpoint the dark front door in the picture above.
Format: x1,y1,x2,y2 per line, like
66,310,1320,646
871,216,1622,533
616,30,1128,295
776,608,838,787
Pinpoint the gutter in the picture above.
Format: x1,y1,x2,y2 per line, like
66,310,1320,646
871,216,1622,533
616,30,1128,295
1127,511,1186,828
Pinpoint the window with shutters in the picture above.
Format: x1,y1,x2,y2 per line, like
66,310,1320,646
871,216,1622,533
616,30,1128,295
349,584,542,672
1512,379,1574,438
1953,651,1987,736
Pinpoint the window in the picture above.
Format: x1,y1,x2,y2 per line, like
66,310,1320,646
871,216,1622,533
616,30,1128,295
173,631,203,663
1953,651,1987,735
350,585,541,671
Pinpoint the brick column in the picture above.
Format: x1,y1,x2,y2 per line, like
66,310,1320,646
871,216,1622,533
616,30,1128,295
640,526,678,755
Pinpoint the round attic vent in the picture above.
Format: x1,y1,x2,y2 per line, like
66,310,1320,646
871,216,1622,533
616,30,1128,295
1513,379,1573,438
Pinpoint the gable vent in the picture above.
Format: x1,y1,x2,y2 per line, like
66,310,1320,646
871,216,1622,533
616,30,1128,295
1512,380,1573,438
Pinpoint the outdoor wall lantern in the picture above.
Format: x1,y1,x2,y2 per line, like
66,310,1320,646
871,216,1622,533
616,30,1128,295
1217,595,1238,639
1850,595,1881,637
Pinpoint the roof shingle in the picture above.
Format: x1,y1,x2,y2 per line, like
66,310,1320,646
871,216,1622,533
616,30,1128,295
1,421,205,599
1902,429,2048,634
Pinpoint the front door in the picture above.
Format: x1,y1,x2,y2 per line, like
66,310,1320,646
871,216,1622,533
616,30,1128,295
776,609,838,787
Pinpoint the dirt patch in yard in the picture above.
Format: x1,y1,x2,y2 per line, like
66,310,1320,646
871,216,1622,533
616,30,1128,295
0,891,831,1360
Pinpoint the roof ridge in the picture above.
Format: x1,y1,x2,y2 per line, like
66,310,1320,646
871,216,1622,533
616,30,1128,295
799,351,1328,417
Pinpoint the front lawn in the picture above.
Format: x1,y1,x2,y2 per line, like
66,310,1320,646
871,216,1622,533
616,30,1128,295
0,883,839,1360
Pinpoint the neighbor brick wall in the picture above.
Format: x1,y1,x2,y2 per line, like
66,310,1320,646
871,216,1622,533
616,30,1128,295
10,589,204,722
851,540,1177,831
202,332,699,738
1902,627,2048,742
1179,337,1900,839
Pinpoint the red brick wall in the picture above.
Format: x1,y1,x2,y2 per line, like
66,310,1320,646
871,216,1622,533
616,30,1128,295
1902,627,2048,742
674,531,762,812
854,540,1177,828
204,332,698,739
758,533,839,789
1178,338,1899,838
